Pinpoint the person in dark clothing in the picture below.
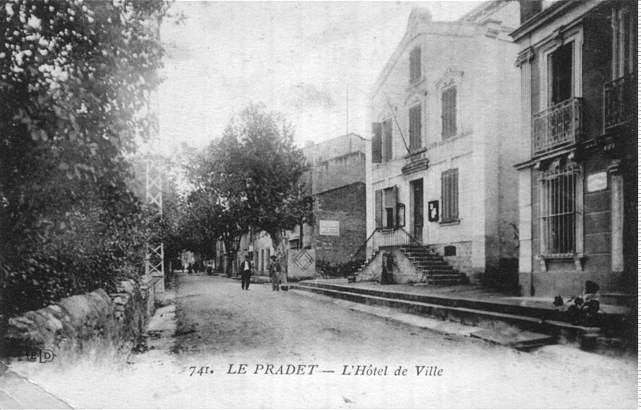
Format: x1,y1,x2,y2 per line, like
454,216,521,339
268,255,282,291
240,255,252,290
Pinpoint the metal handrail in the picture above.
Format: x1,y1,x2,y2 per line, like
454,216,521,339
350,228,380,262
350,227,436,263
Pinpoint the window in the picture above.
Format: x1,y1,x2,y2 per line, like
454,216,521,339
441,88,457,138
375,186,398,229
409,104,422,150
441,169,459,222
539,166,579,255
371,122,382,163
266,249,270,264
261,249,264,271
409,47,421,84
382,119,393,162
548,42,573,105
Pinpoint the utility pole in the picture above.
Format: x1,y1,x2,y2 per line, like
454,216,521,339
144,10,165,293
145,155,165,293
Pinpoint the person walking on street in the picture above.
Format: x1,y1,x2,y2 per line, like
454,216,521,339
240,255,252,290
268,255,282,291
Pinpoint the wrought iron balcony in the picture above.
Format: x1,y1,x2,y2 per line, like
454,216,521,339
532,97,583,155
604,73,636,131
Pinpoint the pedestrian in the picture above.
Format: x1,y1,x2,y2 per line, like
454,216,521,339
268,255,282,291
240,255,252,290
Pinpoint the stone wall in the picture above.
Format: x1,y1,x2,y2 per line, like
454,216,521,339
2,279,155,357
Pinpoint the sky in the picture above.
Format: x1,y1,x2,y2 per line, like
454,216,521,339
158,1,482,151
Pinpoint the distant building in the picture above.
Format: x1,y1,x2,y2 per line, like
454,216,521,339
512,0,637,297
363,3,522,286
230,133,368,277
288,132,367,266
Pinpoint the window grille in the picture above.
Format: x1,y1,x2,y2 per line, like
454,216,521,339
409,104,422,150
409,47,421,83
441,169,459,222
441,87,457,138
539,165,580,256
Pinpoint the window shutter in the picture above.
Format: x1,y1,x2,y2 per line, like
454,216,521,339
410,47,421,83
383,119,393,162
409,105,422,150
442,88,457,138
372,122,382,163
375,189,383,229
391,185,398,227
441,169,459,221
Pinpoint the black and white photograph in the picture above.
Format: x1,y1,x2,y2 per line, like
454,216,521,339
0,0,638,408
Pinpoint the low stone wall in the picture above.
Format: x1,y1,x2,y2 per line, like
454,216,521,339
2,279,155,357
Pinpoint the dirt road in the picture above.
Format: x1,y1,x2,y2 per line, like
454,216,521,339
8,274,636,408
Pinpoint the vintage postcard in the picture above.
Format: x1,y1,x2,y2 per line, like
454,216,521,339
0,0,637,408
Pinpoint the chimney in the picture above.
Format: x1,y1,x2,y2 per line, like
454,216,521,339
519,0,543,23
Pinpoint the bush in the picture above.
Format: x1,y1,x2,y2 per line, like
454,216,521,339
316,260,363,278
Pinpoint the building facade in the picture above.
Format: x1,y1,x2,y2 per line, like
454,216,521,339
512,0,637,297
365,4,522,285
288,133,368,266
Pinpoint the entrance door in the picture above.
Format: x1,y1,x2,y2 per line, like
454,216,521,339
411,179,424,242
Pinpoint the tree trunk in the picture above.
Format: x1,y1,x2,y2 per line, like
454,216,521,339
269,231,287,281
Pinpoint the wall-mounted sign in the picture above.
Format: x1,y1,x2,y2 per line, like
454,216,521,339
428,200,439,222
587,172,607,192
319,220,340,236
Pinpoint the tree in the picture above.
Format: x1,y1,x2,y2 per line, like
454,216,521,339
0,0,168,315
186,104,314,266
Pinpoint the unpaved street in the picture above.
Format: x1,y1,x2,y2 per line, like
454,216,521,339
170,274,636,408
8,274,637,408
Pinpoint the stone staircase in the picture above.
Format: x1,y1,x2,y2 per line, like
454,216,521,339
398,245,467,286
353,244,467,286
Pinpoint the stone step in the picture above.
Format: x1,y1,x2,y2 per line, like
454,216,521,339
416,265,455,272
407,257,447,264
296,281,619,330
290,283,600,346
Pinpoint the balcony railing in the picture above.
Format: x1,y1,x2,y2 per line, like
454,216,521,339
604,72,636,131
532,97,583,155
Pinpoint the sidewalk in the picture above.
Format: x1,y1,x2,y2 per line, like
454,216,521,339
0,362,72,409
288,279,635,353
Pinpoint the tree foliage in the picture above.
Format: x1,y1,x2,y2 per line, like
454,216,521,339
184,104,314,265
0,0,168,315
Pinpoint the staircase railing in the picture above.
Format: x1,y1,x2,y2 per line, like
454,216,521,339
350,228,380,263
350,227,436,263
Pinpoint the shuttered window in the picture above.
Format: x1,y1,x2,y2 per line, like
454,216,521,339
372,122,382,163
441,87,457,138
375,187,398,229
441,169,459,222
409,104,422,150
383,186,398,229
409,47,421,84
383,119,393,162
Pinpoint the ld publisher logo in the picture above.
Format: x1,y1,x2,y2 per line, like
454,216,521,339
26,348,56,363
